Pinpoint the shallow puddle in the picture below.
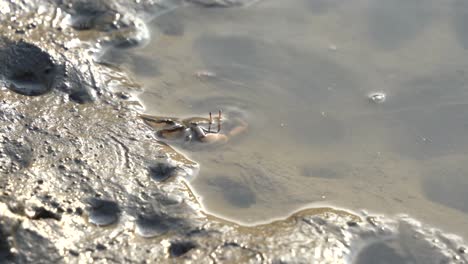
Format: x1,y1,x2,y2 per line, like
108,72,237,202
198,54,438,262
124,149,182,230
99,0,468,238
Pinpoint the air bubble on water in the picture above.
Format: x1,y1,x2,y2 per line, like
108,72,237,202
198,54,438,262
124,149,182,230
195,70,216,79
368,92,386,103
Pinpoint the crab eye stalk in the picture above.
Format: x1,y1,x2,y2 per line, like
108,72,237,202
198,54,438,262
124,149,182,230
208,112,213,132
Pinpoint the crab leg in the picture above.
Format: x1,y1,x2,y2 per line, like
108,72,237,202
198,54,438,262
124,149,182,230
157,125,187,140
217,110,222,133
208,112,212,133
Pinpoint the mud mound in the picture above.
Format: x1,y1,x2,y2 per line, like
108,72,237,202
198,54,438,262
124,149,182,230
0,39,62,96
0,38,97,103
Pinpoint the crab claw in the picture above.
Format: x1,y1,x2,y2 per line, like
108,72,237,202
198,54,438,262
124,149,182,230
200,133,228,144
156,126,187,140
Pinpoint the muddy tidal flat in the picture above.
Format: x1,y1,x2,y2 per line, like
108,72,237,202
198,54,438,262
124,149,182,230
0,0,467,263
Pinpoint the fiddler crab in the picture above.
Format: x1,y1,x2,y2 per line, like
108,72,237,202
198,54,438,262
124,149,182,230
140,110,248,144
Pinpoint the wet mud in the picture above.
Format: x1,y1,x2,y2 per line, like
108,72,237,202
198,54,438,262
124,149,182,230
0,0,467,263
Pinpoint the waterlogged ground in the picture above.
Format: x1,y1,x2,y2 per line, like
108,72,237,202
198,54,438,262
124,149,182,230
0,0,467,263
99,0,468,239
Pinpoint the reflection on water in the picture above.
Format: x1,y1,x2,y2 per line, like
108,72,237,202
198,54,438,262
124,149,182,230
206,177,257,208
98,0,468,239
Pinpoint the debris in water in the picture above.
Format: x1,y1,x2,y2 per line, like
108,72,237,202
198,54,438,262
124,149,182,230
368,92,386,103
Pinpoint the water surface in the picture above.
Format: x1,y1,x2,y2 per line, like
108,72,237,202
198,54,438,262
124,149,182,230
99,0,468,238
